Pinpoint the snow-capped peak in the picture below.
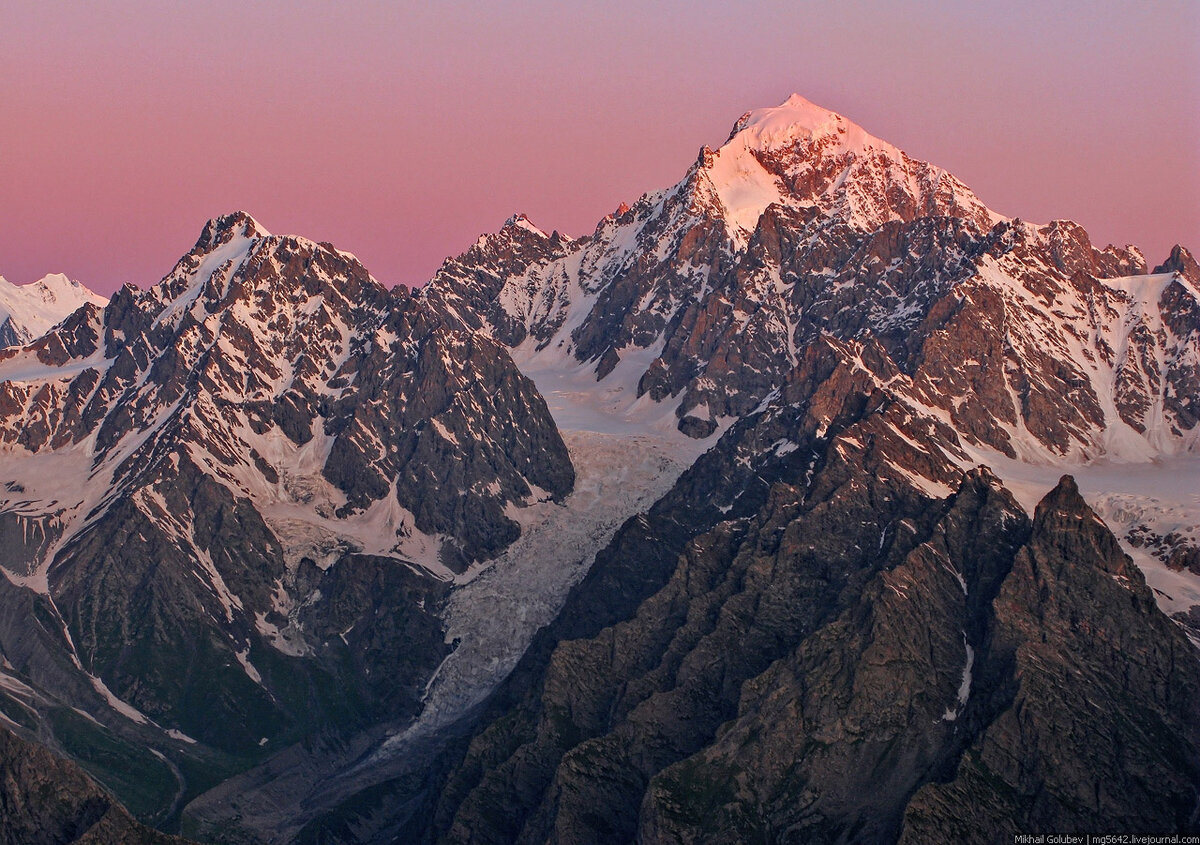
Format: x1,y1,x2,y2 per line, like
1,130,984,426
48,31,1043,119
725,93,893,158
504,213,549,238
31,272,79,294
700,93,999,240
194,211,272,256
0,272,109,347
15,272,105,301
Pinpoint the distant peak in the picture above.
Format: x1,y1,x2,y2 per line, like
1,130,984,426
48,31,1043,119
503,213,548,238
0,269,108,340
18,273,106,305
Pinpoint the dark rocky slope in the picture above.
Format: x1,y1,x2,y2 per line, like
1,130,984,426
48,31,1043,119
898,478,1200,842
0,723,188,844
426,336,1200,842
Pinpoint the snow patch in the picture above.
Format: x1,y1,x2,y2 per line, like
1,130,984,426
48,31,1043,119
90,675,148,725
166,729,198,745
941,635,974,722
706,141,786,237
235,649,263,685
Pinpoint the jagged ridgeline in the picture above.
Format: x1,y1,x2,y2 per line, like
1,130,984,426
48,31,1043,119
0,211,575,836
0,94,1198,844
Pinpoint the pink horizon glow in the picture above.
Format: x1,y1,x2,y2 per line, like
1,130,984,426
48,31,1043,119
2,1,1197,295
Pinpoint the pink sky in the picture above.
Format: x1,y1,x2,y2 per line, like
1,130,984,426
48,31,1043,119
2,1,1197,294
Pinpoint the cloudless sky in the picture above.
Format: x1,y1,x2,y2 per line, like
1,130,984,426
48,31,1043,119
2,0,1196,293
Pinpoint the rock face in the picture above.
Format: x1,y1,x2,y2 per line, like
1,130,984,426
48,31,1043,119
0,724,187,844
899,478,1200,841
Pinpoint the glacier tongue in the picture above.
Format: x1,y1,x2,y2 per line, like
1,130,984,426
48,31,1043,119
374,352,724,759
386,431,695,746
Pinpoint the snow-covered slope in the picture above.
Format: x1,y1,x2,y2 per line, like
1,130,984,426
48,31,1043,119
707,93,1001,243
0,273,108,348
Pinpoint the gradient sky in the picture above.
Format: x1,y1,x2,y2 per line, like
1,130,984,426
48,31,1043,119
2,1,1197,294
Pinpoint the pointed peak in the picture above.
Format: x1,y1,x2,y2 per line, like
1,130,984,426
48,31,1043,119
697,94,1000,238
599,201,634,227
194,212,271,255
1036,474,1087,517
1153,244,1200,279
503,213,548,238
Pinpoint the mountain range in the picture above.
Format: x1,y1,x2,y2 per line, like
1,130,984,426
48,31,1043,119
0,94,1197,844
